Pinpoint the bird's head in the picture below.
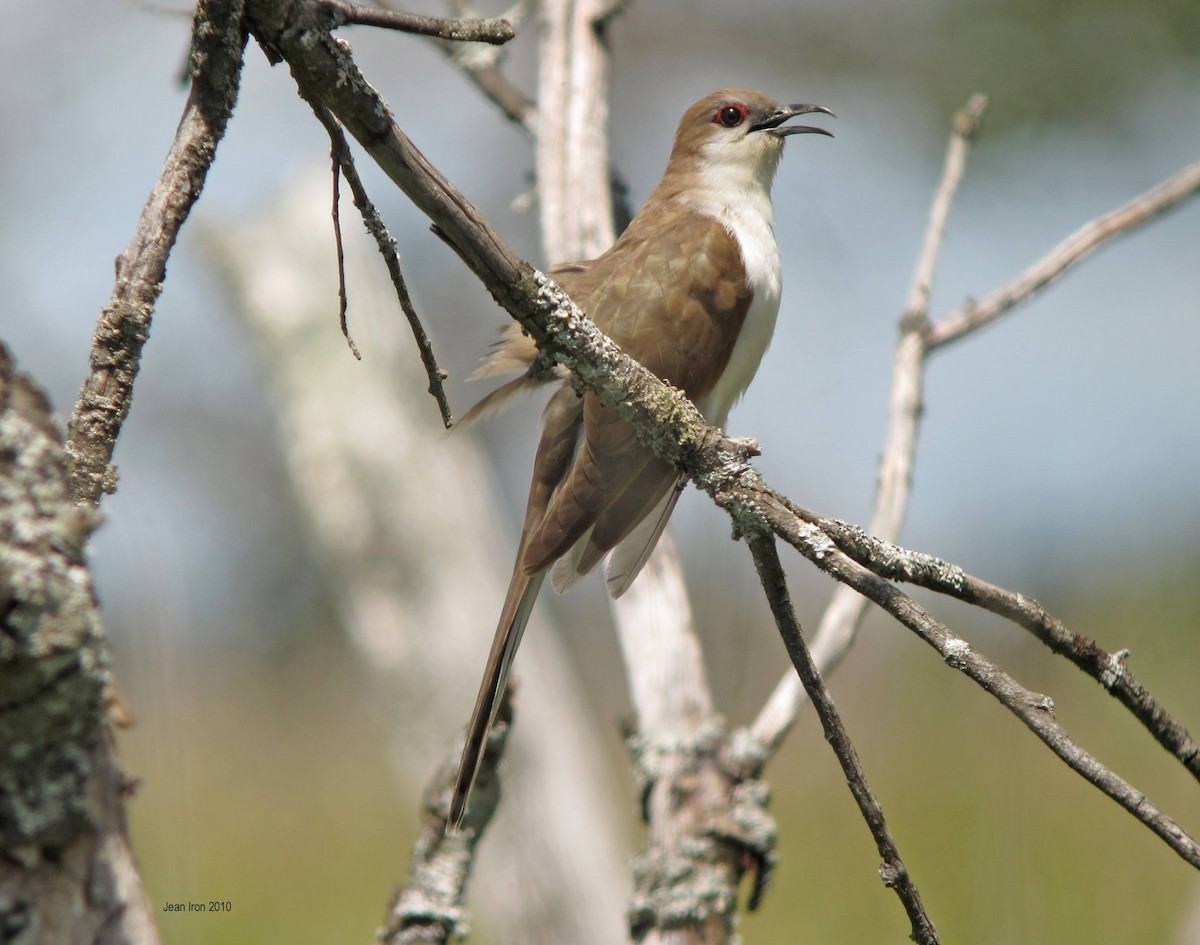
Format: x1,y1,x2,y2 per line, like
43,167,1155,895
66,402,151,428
665,89,834,190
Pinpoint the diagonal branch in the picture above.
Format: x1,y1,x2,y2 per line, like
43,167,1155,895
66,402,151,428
797,510,1200,784
66,0,248,505
928,161,1200,349
752,93,989,751
242,0,1200,871
753,498,1200,871
307,99,455,426
748,535,940,945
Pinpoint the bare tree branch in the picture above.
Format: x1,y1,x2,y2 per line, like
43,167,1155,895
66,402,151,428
752,93,989,751
799,511,1200,784
747,535,940,945
320,0,514,43
928,160,1200,349
308,100,455,426
753,499,1200,871
66,0,247,506
536,0,615,262
242,0,1200,871
380,698,513,945
904,93,988,327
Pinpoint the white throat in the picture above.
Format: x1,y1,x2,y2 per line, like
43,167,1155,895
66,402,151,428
689,154,783,427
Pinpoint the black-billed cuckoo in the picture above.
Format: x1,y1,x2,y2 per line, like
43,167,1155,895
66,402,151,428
451,89,833,826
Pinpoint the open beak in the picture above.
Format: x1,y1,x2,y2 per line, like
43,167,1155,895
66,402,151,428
750,103,836,138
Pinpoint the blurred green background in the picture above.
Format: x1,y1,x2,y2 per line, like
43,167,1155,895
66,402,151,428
3,0,1199,941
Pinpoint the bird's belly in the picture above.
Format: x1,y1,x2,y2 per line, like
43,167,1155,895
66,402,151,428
697,213,782,427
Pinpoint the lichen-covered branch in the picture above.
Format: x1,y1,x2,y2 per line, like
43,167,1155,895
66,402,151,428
0,343,158,944
752,93,989,751
242,0,1200,872
65,0,247,506
801,512,1200,784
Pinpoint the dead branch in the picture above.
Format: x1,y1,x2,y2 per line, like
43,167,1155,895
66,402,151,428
753,498,1200,871
309,100,455,426
748,535,939,945
242,0,1200,871
928,161,1200,348
320,0,514,43
66,0,247,506
800,510,1200,783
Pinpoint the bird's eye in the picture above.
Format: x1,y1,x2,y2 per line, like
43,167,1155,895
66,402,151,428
714,104,747,128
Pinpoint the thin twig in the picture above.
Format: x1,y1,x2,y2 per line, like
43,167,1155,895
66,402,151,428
747,535,940,945
329,148,363,360
903,93,988,326
65,0,248,505
797,511,1200,784
927,161,1200,349
321,0,514,43
245,0,1200,870
754,499,1200,872
309,100,454,427
416,0,536,133
752,93,989,751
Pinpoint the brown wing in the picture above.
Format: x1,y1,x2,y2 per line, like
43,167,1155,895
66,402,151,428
518,213,752,580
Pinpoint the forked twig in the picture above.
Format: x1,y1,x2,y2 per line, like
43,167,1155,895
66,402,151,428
754,497,1200,871
308,99,454,427
929,161,1200,348
793,507,1200,783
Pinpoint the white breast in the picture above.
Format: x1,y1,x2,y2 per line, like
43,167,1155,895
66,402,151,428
691,173,783,427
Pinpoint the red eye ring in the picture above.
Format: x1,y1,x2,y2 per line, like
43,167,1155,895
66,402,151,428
714,103,748,128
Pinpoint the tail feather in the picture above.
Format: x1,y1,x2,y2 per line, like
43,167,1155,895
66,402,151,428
606,481,684,597
450,569,546,827
453,375,540,432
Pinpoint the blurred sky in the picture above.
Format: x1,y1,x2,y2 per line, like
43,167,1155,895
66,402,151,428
2,0,1197,653
3,0,1198,941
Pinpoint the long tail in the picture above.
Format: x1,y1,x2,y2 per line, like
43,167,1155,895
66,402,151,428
450,568,546,827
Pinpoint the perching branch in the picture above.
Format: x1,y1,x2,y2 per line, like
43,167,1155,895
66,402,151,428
243,0,1200,871
66,0,247,506
320,0,515,44
747,535,940,945
752,93,989,752
753,498,1200,871
799,510,1200,784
